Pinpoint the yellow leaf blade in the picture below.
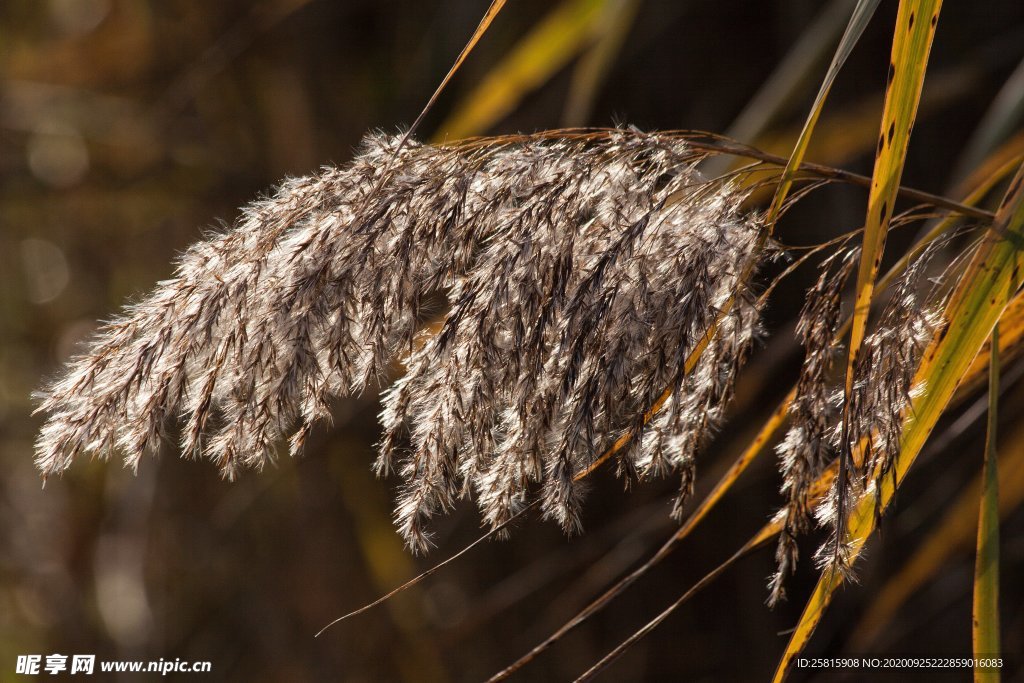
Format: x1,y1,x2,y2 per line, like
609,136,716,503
842,0,943,477
973,324,1001,676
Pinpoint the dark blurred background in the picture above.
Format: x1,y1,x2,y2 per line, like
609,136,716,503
2,1,1023,681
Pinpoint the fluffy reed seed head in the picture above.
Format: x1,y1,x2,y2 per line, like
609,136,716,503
768,246,857,604
35,130,765,551
769,236,950,602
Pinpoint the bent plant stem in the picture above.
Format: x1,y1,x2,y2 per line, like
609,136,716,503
445,129,993,221
579,442,866,680
773,163,1024,682
677,134,992,221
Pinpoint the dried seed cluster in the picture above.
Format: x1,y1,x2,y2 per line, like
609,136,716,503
769,247,856,603
35,131,765,551
770,239,948,601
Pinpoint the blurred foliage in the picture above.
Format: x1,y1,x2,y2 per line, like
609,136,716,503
1,1,1023,681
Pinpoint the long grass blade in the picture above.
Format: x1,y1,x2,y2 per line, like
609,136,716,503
755,57,978,174
435,0,604,140
973,324,1001,680
362,0,508,225
772,163,1024,682
764,0,882,228
836,0,943,569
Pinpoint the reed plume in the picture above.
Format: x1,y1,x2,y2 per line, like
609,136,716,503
769,246,857,604
770,235,951,601
35,130,766,551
